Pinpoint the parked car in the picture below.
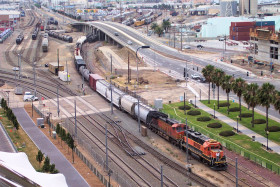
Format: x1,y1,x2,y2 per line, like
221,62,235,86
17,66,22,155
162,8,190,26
114,32,119,36
23,92,38,101
127,40,132,45
12,67,19,71
197,44,204,49
219,37,225,41
183,45,191,49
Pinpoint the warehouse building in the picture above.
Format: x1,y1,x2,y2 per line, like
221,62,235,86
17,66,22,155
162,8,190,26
0,10,20,27
250,29,280,65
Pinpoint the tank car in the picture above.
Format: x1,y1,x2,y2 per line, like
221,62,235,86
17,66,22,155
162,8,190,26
16,34,24,44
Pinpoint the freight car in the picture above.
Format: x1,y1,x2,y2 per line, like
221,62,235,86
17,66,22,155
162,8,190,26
74,55,86,70
47,31,73,43
16,34,24,44
0,29,12,43
73,37,227,170
134,20,145,27
42,38,48,52
32,28,39,40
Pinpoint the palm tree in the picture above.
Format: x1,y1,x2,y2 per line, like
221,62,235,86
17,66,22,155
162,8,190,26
162,20,171,33
274,91,280,114
221,75,233,114
155,26,164,37
202,65,215,104
258,83,275,130
151,23,158,31
243,83,259,127
232,78,246,120
213,69,225,109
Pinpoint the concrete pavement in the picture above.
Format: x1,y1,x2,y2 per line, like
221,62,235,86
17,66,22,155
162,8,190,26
12,108,89,187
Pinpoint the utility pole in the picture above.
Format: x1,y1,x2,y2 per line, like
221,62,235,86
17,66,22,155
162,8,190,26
160,166,163,187
33,58,36,97
66,60,69,83
75,99,77,138
186,117,189,163
236,157,238,187
57,86,60,117
57,49,59,76
173,31,175,48
110,55,113,115
18,54,21,79
105,123,108,171
128,51,130,84
180,24,183,50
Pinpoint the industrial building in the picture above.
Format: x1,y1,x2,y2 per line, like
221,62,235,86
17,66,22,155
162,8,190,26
220,0,237,17
230,21,275,41
239,0,258,15
199,16,280,38
250,29,280,65
0,10,20,27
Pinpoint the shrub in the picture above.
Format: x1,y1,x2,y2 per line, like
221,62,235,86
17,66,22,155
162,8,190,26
187,110,201,116
207,123,222,128
228,107,240,112
218,102,230,107
178,105,191,110
240,113,253,118
266,126,280,132
219,130,235,137
197,116,211,122
252,119,266,124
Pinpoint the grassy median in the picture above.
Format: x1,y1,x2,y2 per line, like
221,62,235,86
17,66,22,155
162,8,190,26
200,100,280,144
0,109,40,170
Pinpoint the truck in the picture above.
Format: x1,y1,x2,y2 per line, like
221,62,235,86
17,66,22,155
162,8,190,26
23,92,38,102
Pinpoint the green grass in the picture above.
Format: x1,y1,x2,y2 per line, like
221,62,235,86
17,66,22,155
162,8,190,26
162,102,280,165
0,109,40,170
200,100,280,144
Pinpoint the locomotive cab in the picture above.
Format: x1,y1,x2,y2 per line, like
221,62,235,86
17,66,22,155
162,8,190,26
203,139,227,170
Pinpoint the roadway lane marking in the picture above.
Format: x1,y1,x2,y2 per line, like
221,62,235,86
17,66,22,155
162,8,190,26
93,22,145,46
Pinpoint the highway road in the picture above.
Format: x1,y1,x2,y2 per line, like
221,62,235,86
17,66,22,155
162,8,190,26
89,21,280,119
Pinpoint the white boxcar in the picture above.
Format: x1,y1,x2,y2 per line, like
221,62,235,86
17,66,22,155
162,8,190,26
42,38,48,52
96,80,110,99
106,87,125,108
134,103,154,124
121,95,138,115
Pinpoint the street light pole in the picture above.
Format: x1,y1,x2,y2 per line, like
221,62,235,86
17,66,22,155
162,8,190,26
214,103,216,118
236,116,239,133
266,131,269,151
136,46,150,133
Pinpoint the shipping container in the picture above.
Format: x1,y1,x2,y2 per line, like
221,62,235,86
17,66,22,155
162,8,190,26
48,62,64,74
232,35,250,41
231,31,250,36
231,22,255,27
89,74,103,91
233,27,254,32
255,21,275,27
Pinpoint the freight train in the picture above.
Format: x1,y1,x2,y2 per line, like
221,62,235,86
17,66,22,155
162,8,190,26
73,36,227,171
32,20,42,40
46,30,73,43
0,29,12,43
42,34,48,52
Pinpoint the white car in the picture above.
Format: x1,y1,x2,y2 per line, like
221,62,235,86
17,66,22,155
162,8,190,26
183,45,191,49
127,40,132,45
23,92,38,102
12,67,19,71
191,74,201,80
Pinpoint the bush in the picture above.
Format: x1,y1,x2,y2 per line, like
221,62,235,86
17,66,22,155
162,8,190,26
178,105,191,110
197,116,211,122
187,110,201,116
207,123,222,128
266,126,280,132
228,107,240,112
252,119,266,124
219,130,235,137
240,113,253,118
218,102,230,107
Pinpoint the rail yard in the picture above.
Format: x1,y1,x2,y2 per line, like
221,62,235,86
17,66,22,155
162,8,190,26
0,1,280,187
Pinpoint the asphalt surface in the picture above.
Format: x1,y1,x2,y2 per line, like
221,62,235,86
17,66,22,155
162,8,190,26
12,108,89,187
85,21,280,120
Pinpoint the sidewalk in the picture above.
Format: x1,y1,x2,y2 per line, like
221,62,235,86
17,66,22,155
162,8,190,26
195,100,280,154
12,108,89,187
